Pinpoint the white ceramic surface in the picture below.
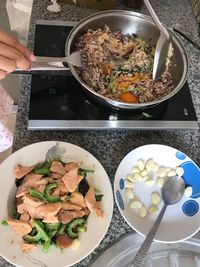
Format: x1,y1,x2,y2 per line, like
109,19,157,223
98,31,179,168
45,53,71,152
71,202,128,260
114,144,200,243
0,141,113,267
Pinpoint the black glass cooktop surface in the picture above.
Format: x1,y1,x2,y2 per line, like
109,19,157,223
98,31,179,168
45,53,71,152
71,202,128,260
28,20,198,130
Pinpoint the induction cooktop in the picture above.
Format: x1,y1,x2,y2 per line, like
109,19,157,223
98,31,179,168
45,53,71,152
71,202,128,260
28,20,198,130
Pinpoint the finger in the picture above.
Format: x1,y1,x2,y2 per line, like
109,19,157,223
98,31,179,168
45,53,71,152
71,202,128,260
0,29,35,61
0,70,7,80
0,55,16,73
0,43,31,70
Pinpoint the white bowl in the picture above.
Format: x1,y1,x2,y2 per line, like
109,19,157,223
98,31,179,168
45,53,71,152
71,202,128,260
114,144,200,243
0,141,113,267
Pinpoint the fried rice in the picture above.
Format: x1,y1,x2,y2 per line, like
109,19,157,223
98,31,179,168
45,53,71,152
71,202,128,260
75,25,173,104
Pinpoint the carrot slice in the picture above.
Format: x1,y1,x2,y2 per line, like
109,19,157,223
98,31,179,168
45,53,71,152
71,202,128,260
119,92,138,103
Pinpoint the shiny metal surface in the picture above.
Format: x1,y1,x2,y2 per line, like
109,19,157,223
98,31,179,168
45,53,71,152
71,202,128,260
27,120,199,130
143,0,171,80
65,10,188,110
132,176,185,267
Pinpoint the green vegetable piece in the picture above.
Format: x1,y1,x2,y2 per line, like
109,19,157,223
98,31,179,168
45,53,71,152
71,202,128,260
58,224,67,235
29,188,46,201
77,225,87,233
33,219,50,242
33,168,50,175
95,194,104,201
44,183,61,203
12,209,20,219
43,239,51,253
23,231,42,243
45,222,60,231
67,218,86,239
33,161,52,175
1,220,8,225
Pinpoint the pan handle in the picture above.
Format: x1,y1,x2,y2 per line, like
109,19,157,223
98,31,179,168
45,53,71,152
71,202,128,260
13,56,68,74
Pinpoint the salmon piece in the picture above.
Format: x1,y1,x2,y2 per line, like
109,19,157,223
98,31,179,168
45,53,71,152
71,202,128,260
85,186,96,212
50,161,66,176
64,162,78,172
70,192,86,208
24,203,43,219
16,185,29,198
62,202,82,211
57,181,69,194
82,207,90,216
77,175,84,184
51,188,60,197
37,184,46,193
17,203,28,214
50,173,63,179
23,173,43,188
23,195,44,208
58,210,85,224
62,167,83,193
20,212,30,222
58,210,73,224
43,215,59,224
95,201,104,218
13,165,34,179
7,218,32,236
21,242,37,253
36,202,62,218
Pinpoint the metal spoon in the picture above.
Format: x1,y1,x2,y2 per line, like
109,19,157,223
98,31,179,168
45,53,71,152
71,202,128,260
14,51,82,73
143,0,171,80
131,176,185,267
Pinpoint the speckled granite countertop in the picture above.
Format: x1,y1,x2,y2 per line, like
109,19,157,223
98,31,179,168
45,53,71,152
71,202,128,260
1,0,200,266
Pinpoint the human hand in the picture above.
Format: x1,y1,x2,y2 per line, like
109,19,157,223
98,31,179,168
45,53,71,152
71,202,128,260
0,29,36,80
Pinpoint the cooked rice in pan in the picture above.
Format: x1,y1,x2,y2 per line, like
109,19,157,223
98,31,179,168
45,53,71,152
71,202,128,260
75,25,173,104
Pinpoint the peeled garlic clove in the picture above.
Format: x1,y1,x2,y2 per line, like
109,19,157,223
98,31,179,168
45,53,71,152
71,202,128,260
132,167,140,174
145,159,154,171
130,200,142,209
126,174,136,182
124,180,134,188
144,179,155,187
157,167,167,178
133,172,142,182
125,188,134,199
176,166,184,177
141,169,148,177
148,205,158,214
151,192,161,205
157,177,165,188
137,159,145,171
184,186,193,197
139,206,147,218
71,239,80,250
167,169,176,177
152,163,159,172
142,175,149,181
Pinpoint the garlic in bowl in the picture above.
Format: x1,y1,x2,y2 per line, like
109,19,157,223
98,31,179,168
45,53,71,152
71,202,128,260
114,144,200,243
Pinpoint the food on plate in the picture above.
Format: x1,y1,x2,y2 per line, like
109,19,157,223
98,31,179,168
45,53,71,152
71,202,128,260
75,25,173,104
4,160,104,253
124,158,189,218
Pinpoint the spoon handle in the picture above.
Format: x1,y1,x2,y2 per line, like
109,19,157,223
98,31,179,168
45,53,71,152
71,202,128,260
143,0,169,38
131,204,167,267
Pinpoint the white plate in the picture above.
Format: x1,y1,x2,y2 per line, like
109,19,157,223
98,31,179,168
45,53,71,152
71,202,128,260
114,144,200,243
0,141,113,267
